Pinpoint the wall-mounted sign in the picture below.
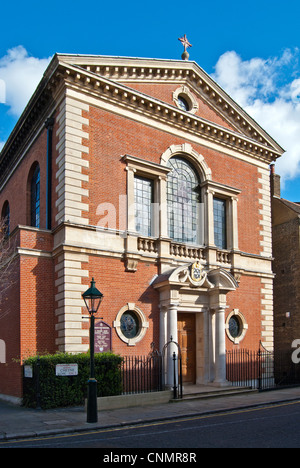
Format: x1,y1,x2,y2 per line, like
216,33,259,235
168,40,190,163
94,321,112,353
24,365,33,378
55,364,78,376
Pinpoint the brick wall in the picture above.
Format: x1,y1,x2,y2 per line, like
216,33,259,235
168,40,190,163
86,256,160,356
0,129,48,233
86,104,262,258
226,276,264,351
0,249,21,398
0,72,275,397
273,218,300,352
0,226,54,398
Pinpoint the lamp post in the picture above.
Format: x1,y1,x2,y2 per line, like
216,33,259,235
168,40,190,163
82,277,104,423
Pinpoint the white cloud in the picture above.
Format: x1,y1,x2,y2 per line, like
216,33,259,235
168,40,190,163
0,46,51,116
0,141,5,151
0,78,5,103
212,49,300,183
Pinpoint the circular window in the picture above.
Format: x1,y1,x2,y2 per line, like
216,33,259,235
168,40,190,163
114,303,149,346
226,309,248,344
228,316,241,339
173,86,199,114
120,311,140,339
177,95,190,111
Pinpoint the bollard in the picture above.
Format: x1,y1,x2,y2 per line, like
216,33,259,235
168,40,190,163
173,352,178,399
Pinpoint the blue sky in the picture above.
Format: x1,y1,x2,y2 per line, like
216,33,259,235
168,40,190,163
1,0,300,200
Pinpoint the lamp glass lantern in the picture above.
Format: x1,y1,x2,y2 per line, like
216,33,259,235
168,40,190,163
82,277,103,315
82,277,104,423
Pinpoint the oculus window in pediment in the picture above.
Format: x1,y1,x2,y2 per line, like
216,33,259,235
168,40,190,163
173,86,198,114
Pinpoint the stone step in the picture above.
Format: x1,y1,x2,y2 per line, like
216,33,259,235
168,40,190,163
170,387,257,403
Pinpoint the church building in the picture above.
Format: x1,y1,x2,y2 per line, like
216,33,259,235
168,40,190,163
0,43,284,400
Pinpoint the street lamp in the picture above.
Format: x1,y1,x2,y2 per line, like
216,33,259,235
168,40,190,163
82,277,104,423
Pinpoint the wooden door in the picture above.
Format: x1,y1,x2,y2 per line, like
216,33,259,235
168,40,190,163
178,313,196,384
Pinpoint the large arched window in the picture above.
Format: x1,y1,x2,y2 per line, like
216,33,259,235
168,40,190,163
167,157,201,244
30,164,40,228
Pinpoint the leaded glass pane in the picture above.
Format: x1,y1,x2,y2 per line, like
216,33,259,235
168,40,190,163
229,316,241,339
213,197,226,249
134,177,153,237
167,157,200,244
120,311,140,339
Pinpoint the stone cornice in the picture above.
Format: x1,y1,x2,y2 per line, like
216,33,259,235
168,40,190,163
0,54,285,190
60,61,283,163
56,54,285,155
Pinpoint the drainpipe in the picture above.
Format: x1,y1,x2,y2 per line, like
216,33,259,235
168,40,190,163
45,117,54,230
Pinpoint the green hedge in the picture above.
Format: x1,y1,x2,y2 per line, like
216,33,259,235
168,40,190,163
23,352,123,409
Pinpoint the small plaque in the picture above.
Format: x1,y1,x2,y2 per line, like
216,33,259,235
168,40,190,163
94,321,112,353
24,365,33,378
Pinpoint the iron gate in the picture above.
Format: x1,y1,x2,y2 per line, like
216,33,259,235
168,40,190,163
121,351,163,395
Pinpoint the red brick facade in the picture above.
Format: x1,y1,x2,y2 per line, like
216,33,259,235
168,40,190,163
0,55,284,399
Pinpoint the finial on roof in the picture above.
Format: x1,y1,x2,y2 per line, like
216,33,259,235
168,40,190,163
178,34,192,60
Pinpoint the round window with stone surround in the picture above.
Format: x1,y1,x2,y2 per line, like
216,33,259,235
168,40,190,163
114,303,149,346
120,311,140,339
225,309,248,344
173,86,199,114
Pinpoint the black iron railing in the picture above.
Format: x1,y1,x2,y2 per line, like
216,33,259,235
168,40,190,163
226,347,275,390
226,346,300,390
226,348,260,388
121,354,163,395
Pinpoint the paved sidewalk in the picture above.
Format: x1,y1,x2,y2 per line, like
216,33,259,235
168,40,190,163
0,386,300,441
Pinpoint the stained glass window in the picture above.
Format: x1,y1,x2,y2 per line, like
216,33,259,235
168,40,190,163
120,311,140,339
229,316,241,339
134,176,153,237
167,157,200,244
213,197,227,249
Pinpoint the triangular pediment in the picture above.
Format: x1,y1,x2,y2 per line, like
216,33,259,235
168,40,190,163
0,53,285,191
56,54,284,156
